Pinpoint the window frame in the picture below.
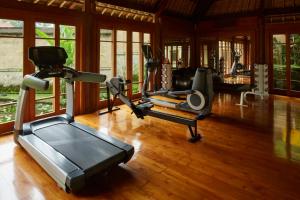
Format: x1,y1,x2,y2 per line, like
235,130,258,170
0,18,24,127
98,27,152,103
0,12,80,134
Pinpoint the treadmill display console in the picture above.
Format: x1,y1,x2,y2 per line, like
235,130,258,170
29,46,67,71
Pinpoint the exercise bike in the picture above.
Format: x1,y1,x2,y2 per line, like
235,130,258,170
141,45,214,119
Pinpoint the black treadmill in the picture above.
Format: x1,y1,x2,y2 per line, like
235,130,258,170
14,46,134,192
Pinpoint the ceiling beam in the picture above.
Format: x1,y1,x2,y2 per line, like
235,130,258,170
0,0,82,15
95,0,154,13
163,10,193,21
198,2,300,21
264,6,300,15
154,0,168,19
200,11,260,21
47,0,56,6
259,0,265,15
193,0,215,22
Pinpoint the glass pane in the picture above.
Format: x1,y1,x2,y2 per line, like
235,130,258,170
203,45,208,67
59,25,75,39
0,37,23,123
35,23,55,116
188,45,191,67
60,25,76,108
178,46,183,68
100,41,113,100
273,34,287,89
100,29,112,41
0,19,23,37
117,30,126,42
60,79,66,109
99,87,108,100
35,22,55,39
132,43,141,94
290,34,300,91
219,40,232,75
117,42,127,78
60,39,75,68
172,47,177,69
144,33,150,44
36,38,55,47
132,83,140,94
234,43,244,65
132,32,140,42
167,46,171,63
35,78,54,116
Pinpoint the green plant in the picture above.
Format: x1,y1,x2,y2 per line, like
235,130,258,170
36,27,75,68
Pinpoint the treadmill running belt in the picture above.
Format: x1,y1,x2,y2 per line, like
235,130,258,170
34,123,124,171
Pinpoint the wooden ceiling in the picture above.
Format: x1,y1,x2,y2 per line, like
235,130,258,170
17,0,84,11
12,0,300,21
207,0,300,17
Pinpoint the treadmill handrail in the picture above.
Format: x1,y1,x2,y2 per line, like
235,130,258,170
22,74,49,90
71,71,106,83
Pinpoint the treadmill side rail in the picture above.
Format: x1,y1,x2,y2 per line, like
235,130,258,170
19,134,85,192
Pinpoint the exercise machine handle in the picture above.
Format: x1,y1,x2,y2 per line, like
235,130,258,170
72,72,106,83
22,75,49,90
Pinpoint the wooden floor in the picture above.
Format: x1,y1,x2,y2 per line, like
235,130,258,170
1,93,300,200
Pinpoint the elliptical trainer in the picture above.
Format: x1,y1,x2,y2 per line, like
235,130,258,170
141,45,214,119
230,50,244,76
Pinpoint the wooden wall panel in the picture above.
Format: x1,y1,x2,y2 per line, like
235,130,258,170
160,16,194,39
160,16,195,66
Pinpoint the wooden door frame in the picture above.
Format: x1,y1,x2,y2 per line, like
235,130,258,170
266,22,300,97
268,31,300,97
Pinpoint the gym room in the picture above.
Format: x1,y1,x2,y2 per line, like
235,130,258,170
0,0,299,199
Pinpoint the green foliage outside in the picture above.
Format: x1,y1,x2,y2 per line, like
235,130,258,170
132,83,140,94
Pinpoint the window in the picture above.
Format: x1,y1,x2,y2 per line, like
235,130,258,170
59,25,76,109
99,29,113,100
218,41,231,75
98,29,151,102
35,22,55,116
164,46,170,62
0,19,23,123
116,30,127,79
144,33,151,67
234,42,244,66
204,45,208,67
132,32,142,94
164,45,184,69
35,23,76,115
272,34,287,90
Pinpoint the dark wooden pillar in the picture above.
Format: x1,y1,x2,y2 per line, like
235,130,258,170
78,0,98,114
24,17,35,122
257,16,265,64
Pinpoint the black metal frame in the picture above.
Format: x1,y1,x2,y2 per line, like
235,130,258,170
145,110,200,142
105,77,201,143
99,86,120,115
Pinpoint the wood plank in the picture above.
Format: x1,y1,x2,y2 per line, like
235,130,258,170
1,93,300,199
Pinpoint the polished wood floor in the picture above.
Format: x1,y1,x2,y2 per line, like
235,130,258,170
1,93,300,200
